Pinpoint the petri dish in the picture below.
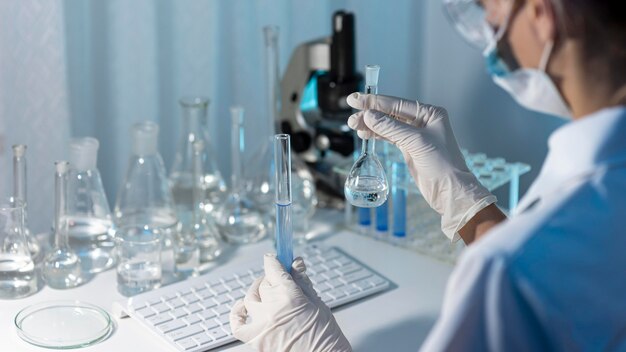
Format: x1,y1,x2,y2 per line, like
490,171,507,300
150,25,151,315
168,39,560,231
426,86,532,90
14,300,112,349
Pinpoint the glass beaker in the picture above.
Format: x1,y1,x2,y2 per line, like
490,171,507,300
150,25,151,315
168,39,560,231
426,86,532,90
12,145,41,263
116,226,162,297
67,137,116,274
114,122,179,281
0,197,37,299
215,107,267,244
170,97,226,219
43,161,84,289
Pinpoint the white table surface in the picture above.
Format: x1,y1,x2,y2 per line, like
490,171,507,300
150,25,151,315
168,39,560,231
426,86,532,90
0,210,453,352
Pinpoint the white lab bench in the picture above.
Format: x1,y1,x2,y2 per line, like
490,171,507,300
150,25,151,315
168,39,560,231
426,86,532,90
0,210,453,352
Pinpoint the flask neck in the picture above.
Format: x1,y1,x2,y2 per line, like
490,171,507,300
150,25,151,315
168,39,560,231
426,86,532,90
361,138,375,156
13,154,27,203
54,163,70,249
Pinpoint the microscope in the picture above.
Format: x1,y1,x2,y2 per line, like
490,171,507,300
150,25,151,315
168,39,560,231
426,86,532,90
279,10,363,205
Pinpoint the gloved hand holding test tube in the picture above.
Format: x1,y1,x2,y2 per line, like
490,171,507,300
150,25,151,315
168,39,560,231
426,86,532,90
274,134,293,272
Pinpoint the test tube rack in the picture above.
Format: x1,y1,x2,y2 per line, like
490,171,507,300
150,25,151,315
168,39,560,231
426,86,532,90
336,149,531,264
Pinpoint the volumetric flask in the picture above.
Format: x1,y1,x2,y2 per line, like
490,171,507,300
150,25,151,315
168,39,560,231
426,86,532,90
344,65,389,207
0,197,37,299
12,145,41,263
43,161,84,289
67,137,116,274
215,107,267,244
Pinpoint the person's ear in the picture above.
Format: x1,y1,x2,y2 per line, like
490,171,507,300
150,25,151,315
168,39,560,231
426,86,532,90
525,0,557,44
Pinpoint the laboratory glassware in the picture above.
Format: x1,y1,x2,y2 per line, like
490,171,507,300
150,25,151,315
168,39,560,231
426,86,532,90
0,197,37,299
12,144,41,262
344,65,389,208
43,161,84,289
191,140,222,267
170,97,226,221
67,137,116,274
274,134,293,272
15,301,113,349
216,107,267,244
114,122,178,280
391,162,408,238
247,26,317,236
116,226,162,296
375,141,390,232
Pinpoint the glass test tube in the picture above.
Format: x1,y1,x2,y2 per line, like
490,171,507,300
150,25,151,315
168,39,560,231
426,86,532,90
392,162,407,238
375,142,389,232
274,134,293,272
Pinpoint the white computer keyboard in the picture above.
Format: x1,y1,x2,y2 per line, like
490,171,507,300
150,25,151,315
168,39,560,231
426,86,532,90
113,244,390,352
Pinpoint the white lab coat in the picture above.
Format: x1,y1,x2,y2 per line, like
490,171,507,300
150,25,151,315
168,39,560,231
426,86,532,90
421,106,626,351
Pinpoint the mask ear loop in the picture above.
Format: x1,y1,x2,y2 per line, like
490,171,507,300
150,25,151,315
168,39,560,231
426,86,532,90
538,40,555,72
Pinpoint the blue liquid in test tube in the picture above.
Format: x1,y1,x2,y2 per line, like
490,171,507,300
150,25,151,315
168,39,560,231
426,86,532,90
392,162,407,237
274,134,293,272
375,142,389,232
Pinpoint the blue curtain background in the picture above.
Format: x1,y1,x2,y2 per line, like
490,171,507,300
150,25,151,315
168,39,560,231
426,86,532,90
0,0,564,234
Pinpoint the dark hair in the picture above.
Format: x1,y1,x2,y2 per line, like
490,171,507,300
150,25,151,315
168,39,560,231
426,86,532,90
553,1,626,66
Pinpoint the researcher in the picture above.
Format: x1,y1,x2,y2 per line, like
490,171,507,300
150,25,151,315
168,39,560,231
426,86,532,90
229,0,626,350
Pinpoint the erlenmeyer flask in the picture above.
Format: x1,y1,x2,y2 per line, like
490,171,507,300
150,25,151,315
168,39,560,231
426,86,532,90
43,161,84,289
191,140,222,268
12,144,41,263
115,122,179,280
216,107,267,244
67,137,116,274
344,65,389,208
170,97,226,220
0,197,37,299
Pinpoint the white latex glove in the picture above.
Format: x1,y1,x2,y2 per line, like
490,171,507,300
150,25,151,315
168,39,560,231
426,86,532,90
230,254,352,352
347,93,496,241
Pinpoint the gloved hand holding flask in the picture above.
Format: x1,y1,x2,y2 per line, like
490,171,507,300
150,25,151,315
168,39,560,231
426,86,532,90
347,94,498,242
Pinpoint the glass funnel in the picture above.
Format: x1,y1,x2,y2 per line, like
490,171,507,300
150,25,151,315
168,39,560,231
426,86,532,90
67,137,116,274
0,197,37,299
43,161,84,289
170,97,226,220
344,65,389,208
114,122,179,280
191,140,222,268
215,107,267,244
12,144,41,263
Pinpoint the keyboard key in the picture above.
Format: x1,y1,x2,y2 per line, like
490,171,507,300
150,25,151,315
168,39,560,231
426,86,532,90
337,257,352,265
323,270,340,280
167,324,204,341
321,293,333,304
151,302,171,314
315,282,332,293
184,314,202,325
369,275,387,287
230,290,245,300
185,303,203,314
214,304,231,316
201,299,217,309
170,307,188,319
328,289,346,300
324,260,339,270
211,284,228,295
163,293,178,301
147,314,173,326
341,270,372,284
147,297,162,305
176,337,197,350
337,263,361,275
157,319,186,334
218,314,230,325
344,285,360,295
194,332,213,345
167,298,185,309
238,275,254,286
199,309,216,321
328,278,345,289
206,327,228,341
135,306,155,319
193,283,208,292
224,280,242,291
196,290,215,300
214,294,231,306
202,319,219,330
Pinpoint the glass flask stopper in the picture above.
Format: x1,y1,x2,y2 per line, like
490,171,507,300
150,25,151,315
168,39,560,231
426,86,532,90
344,65,389,207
